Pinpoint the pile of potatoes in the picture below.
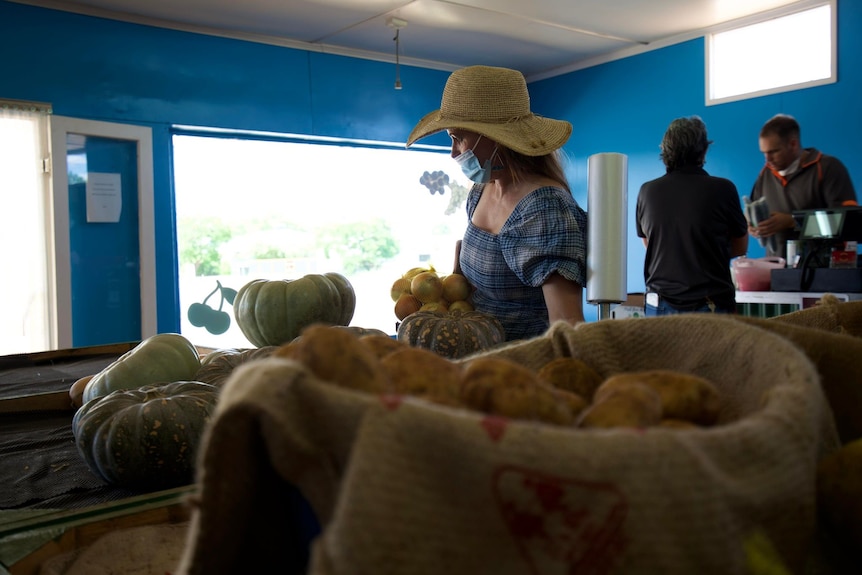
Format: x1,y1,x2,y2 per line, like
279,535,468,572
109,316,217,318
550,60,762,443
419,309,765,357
274,324,721,429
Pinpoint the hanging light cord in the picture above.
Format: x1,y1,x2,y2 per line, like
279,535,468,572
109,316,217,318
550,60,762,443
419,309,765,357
393,29,402,90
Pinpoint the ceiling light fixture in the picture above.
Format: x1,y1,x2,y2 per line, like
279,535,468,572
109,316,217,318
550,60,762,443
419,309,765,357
387,17,407,90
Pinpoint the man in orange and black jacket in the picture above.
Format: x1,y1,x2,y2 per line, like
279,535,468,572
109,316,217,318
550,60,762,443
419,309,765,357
748,113,857,259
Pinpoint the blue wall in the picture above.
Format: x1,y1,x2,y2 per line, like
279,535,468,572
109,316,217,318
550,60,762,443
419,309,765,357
2,0,860,336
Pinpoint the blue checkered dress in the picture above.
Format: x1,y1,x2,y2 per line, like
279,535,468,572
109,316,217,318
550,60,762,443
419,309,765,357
459,184,587,341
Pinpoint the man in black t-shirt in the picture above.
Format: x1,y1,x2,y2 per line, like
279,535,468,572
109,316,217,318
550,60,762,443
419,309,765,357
636,116,749,315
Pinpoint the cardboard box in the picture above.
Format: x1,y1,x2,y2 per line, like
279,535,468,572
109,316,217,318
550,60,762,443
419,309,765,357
611,293,645,319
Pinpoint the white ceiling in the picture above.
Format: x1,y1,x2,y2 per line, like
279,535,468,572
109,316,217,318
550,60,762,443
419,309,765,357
16,0,814,80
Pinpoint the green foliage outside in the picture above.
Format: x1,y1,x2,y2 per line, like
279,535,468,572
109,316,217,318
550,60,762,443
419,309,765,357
178,168,467,277
179,215,399,277
233,219,311,261
254,247,286,259
178,217,232,276
318,219,400,274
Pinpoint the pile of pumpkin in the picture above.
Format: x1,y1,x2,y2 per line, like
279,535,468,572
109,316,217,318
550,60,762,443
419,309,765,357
67,271,358,491
68,271,509,491
68,332,221,491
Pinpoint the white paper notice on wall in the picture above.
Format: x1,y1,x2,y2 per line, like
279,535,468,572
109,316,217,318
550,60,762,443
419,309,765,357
86,172,122,223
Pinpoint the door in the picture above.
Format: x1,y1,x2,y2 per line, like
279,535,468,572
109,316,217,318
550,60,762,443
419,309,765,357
50,117,156,348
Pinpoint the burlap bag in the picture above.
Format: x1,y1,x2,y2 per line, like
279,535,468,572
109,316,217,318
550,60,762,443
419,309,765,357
734,314,862,444
769,297,862,336
176,359,377,575
178,315,839,575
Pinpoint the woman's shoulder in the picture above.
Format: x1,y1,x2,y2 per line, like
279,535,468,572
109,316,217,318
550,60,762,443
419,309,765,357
517,185,578,213
505,186,586,238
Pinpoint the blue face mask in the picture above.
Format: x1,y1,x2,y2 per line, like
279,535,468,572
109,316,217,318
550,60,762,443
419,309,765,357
454,136,498,183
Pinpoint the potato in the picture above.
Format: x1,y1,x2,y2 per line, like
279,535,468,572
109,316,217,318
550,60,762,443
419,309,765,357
536,357,603,401
459,356,538,411
596,369,720,426
69,374,94,409
577,381,662,429
274,323,387,393
460,357,578,425
359,334,408,360
378,346,463,402
554,388,590,423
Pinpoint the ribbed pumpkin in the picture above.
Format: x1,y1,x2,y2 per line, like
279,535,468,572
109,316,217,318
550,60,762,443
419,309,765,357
194,346,276,387
72,381,219,490
198,347,244,368
396,309,506,359
233,272,356,347
324,272,357,326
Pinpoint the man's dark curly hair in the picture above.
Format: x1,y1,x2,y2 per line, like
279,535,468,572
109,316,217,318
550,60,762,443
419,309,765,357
660,116,713,170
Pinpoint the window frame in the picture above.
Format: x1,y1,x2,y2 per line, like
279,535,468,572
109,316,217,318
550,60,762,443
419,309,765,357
705,0,836,106
170,126,462,346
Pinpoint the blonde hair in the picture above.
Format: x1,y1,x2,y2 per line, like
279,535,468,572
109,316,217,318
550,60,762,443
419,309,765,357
495,147,571,193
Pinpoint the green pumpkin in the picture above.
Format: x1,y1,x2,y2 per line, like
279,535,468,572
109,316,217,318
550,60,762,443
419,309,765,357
396,309,506,359
72,381,218,490
323,272,357,326
82,333,202,404
233,272,356,347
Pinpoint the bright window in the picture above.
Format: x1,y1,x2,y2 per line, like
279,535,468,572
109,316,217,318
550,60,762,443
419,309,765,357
0,103,54,355
173,132,467,348
706,1,835,105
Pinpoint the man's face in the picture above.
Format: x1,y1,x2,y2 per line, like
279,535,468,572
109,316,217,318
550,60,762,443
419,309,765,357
759,133,800,172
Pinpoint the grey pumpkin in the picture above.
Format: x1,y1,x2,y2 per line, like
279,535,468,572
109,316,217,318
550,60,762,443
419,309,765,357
396,309,506,359
72,380,219,490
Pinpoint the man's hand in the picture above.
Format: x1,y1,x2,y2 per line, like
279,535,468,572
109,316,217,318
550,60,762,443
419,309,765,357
749,212,795,238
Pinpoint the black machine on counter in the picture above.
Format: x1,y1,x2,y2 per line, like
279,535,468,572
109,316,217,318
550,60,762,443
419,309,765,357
771,206,862,292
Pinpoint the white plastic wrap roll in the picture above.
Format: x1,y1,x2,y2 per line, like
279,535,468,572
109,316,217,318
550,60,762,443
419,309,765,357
586,152,628,304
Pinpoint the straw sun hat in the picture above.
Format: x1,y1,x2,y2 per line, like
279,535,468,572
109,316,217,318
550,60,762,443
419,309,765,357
406,65,572,156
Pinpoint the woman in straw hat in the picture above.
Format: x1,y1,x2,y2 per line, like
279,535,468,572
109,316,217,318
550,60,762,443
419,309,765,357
407,65,587,341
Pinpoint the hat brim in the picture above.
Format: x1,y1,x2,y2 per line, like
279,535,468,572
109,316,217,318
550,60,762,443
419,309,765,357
406,110,572,157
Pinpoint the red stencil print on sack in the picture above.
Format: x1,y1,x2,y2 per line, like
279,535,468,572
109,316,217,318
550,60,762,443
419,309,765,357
493,465,628,575
481,415,509,442
379,394,405,410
